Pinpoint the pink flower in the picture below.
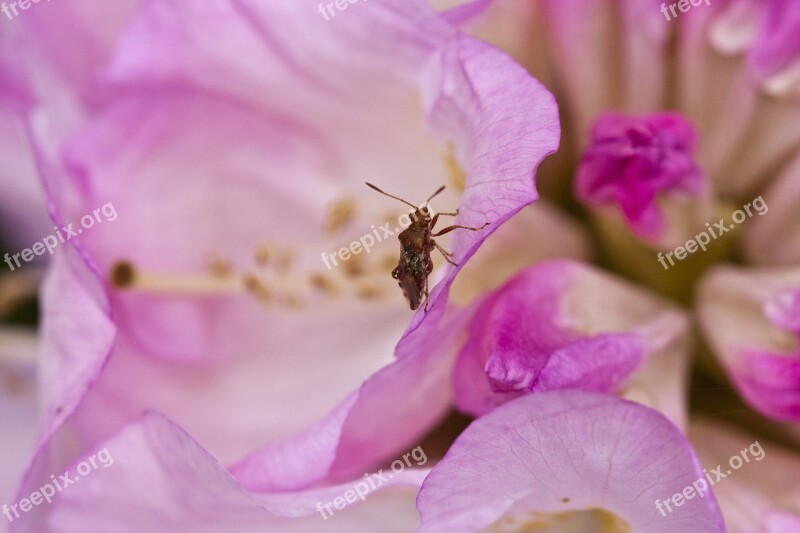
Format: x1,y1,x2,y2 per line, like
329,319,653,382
576,112,706,241
5,0,560,529
3,0,799,530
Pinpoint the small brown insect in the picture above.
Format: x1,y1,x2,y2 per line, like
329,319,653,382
366,182,489,312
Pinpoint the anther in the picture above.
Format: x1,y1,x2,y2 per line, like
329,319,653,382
208,255,232,278
243,273,272,302
255,245,271,266
309,272,339,295
326,198,357,234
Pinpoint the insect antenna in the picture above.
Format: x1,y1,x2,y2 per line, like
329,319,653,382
426,185,446,204
365,182,418,209
424,185,446,212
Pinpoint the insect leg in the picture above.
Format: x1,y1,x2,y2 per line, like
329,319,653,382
423,271,430,312
432,221,490,237
433,241,457,266
429,210,459,231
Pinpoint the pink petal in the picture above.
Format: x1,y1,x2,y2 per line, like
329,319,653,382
231,308,470,491
19,412,425,532
417,391,725,532
690,419,800,533
453,260,691,427
679,0,800,195
697,265,800,422
538,0,669,141
0,107,50,250
576,112,706,242
403,32,560,331
18,0,141,101
743,155,799,266
450,199,592,305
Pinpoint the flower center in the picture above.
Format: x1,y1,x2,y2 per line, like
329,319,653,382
109,195,452,309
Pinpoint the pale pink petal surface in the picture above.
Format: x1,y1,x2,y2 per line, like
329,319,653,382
697,265,800,422
417,391,725,532
690,419,800,533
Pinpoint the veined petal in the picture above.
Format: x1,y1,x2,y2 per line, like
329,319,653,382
417,391,725,533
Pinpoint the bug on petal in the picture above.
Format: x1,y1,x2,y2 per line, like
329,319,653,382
366,182,489,312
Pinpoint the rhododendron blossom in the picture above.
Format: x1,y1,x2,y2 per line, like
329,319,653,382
0,0,799,532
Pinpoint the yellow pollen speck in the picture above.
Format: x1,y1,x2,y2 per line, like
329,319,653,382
343,255,367,277
310,272,339,295
380,253,397,271
208,255,232,277
356,282,384,300
383,211,398,225
326,198,357,234
444,145,466,193
276,249,295,272
255,245,271,266
243,273,272,302
278,293,304,309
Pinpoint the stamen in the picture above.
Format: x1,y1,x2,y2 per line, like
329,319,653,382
111,261,243,294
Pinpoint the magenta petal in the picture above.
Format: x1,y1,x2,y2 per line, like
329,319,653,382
452,260,689,417
576,112,706,241
417,391,725,533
